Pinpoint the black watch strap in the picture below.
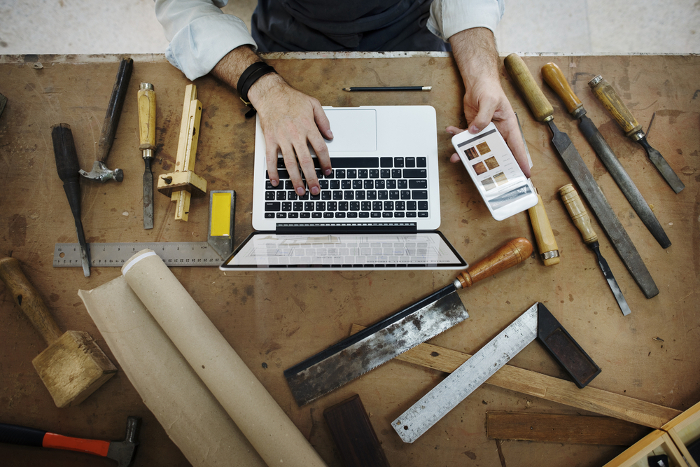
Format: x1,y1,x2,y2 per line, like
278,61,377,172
236,62,276,106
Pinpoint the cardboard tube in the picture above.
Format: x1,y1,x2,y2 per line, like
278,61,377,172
121,250,327,467
79,276,266,467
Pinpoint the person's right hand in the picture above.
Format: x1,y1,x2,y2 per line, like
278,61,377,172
248,73,333,197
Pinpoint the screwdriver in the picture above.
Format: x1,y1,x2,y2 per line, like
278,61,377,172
138,83,156,229
51,124,90,277
559,184,631,316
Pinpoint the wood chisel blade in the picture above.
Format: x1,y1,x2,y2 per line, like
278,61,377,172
284,284,469,406
393,304,539,443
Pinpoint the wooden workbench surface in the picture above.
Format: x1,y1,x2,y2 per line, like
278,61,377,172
0,53,698,467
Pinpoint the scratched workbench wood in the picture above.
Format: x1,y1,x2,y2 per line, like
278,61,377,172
0,53,698,467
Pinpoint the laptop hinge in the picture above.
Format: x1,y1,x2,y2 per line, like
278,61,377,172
275,222,418,234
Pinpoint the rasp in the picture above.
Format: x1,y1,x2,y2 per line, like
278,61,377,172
504,54,658,299
138,83,156,230
542,62,670,249
392,302,600,443
284,237,533,406
589,75,685,194
559,184,631,316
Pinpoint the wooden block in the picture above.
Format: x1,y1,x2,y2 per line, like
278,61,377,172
32,330,118,408
604,431,686,467
350,324,681,429
324,394,390,467
486,412,651,445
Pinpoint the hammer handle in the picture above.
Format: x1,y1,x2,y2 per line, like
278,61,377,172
0,423,110,457
97,57,133,163
0,257,63,346
456,237,533,288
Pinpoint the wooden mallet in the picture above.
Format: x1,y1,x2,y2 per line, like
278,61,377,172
0,257,117,407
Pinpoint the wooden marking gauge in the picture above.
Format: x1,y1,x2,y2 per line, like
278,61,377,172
157,84,207,221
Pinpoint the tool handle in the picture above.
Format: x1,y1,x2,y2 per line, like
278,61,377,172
51,124,81,183
588,75,642,138
97,58,133,163
0,257,63,345
504,54,554,122
138,83,156,152
0,423,46,447
527,193,560,266
558,184,598,244
456,237,533,288
0,423,110,457
541,62,584,116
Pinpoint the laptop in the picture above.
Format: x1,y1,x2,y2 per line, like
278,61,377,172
220,106,467,271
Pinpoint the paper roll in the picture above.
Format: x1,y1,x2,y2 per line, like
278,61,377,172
121,250,327,467
79,276,266,467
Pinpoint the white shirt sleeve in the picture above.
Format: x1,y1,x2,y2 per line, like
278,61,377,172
155,0,257,80
427,0,505,41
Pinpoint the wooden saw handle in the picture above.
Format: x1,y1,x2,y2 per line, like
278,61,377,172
0,257,62,346
558,184,598,244
504,54,554,122
541,62,583,116
456,237,533,288
588,75,643,138
138,83,156,151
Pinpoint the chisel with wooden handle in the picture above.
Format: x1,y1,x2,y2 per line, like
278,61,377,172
285,237,533,406
138,83,156,230
588,75,685,194
558,184,631,316
504,53,658,299
542,62,670,249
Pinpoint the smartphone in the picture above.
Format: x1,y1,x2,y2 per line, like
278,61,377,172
452,122,537,221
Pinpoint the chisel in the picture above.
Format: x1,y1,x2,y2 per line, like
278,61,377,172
541,63,670,249
51,124,90,277
588,75,685,194
138,83,156,229
559,184,631,316
504,53,658,299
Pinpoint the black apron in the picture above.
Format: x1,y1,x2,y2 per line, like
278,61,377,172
251,0,448,52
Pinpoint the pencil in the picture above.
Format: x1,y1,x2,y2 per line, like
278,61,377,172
342,86,432,92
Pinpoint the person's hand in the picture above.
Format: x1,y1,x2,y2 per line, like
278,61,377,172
248,73,333,196
449,28,530,177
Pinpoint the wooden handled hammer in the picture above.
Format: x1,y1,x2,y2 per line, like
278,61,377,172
0,257,117,407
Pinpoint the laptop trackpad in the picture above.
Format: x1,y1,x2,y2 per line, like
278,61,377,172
323,109,377,152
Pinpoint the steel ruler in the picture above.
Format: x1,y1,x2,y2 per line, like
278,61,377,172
53,190,235,268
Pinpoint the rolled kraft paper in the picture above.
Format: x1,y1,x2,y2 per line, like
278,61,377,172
78,276,266,467
121,250,327,467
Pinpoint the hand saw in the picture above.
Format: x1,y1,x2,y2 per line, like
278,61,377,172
392,302,600,443
284,237,533,407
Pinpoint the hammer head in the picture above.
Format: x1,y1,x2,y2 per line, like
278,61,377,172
32,330,118,408
107,417,141,467
79,160,124,182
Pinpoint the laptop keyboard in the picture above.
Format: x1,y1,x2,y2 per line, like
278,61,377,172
264,156,430,220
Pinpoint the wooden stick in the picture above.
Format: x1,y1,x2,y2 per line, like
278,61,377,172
350,324,680,428
486,412,651,445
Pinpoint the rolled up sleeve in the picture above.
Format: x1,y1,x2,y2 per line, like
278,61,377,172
427,0,504,41
155,0,257,80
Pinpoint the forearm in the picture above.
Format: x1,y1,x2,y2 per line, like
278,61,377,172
449,28,500,90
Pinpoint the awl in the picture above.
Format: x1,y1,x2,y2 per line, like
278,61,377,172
284,237,533,406
138,83,156,229
559,184,632,316
504,53,658,299
541,62,671,249
589,75,685,194
52,124,90,277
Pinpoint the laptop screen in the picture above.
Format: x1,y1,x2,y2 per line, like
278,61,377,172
221,231,467,271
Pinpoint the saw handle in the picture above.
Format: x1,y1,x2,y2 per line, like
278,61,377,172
558,184,598,244
138,83,157,153
528,193,560,266
504,54,553,123
0,257,63,346
456,237,533,288
588,75,643,139
97,58,133,163
541,62,584,117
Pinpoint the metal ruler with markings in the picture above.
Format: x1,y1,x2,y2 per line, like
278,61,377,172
53,190,235,268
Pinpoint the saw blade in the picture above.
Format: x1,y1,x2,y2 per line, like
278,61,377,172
284,284,468,406
392,303,539,443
